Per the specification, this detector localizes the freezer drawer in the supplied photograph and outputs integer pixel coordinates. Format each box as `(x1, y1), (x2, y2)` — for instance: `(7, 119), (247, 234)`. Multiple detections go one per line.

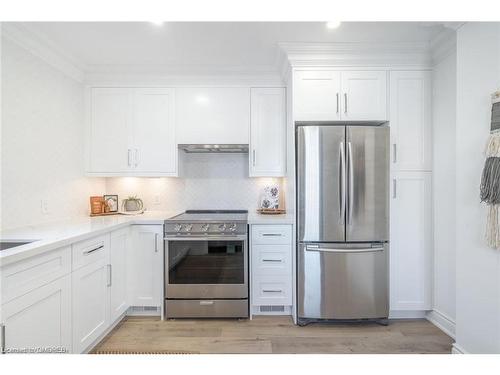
(298, 242), (388, 320)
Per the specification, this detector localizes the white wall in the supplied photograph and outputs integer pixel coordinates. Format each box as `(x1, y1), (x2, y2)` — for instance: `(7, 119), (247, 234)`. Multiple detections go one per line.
(455, 22), (500, 354)
(431, 46), (457, 333)
(0, 37), (105, 230)
(105, 153), (285, 213)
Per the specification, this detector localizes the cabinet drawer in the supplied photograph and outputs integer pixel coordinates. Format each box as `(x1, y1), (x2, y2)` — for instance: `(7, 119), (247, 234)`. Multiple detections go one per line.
(72, 235), (108, 270)
(252, 245), (291, 276)
(252, 276), (292, 305)
(1, 246), (71, 304)
(251, 225), (292, 245)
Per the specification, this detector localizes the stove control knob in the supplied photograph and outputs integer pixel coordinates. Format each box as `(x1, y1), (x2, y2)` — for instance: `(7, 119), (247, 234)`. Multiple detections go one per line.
(185, 224), (193, 232)
(229, 223), (237, 232)
(201, 223), (210, 232)
(218, 224), (227, 232)
(174, 224), (183, 232)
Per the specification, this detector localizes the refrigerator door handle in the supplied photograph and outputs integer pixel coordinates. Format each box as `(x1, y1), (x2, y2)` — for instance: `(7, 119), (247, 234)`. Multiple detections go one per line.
(339, 142), (346, 222)
(305, 244), (384, 253)
(347, 141), (354, 225)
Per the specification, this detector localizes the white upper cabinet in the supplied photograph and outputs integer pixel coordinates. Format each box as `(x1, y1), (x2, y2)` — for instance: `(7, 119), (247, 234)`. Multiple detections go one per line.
(87, 87), (177, 176)
(294, 70), (342, 121)
(294, 70), (387, 122)
(341, 71), (388, 121)
(133, 88), (177, 175)
(249, 88), (286, 177)
(89, 88), (132, 173)
(390, 71), (432, 171)
(390, 171), (432, 311)
(176, 87), (250, 145)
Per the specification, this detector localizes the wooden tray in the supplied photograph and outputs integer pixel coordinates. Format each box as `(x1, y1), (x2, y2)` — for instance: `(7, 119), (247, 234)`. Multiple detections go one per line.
(90, 212), (121, 217)
(257, 208), (287, 215)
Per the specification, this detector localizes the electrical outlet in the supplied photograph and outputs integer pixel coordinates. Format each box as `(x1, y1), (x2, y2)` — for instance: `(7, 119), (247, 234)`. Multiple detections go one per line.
(153, 195), (161, 205)
(40, 199), (49, 214)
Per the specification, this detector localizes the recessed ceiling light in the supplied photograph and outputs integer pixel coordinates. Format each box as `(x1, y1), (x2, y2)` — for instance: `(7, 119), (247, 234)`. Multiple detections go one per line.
(326, 21), (341, 29)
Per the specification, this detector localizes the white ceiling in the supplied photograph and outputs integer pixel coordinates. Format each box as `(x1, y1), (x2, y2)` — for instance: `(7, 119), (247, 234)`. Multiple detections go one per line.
(16, 22), (446, 74)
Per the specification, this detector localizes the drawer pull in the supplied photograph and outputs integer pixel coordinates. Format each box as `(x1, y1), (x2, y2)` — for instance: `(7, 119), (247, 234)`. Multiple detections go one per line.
(263, 289), (282, 293)
(262, 233), (282, 237)
(262, 259), (282, 262)
(199, 301), (214, 306)
(107, 264), (112, 287)
(83, 245), (104, 255)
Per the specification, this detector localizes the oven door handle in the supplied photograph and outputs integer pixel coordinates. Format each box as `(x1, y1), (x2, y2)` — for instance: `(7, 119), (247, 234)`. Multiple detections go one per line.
(164, 236), (247, 241)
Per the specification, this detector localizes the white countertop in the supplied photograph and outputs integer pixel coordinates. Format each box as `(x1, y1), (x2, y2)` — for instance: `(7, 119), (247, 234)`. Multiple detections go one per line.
(247, 212), (295, 225)
(0, 211), (180, 266)
(0, 210), (295, 266)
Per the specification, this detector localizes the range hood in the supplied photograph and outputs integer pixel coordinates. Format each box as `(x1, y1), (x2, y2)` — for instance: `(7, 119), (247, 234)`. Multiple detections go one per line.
(178, 144), (249, 153)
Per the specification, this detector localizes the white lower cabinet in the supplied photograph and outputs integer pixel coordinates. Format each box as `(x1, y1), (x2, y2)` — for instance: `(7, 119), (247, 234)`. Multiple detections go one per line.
(390, 171), (432, 311)
(109, 228), (129, 321)
(250, 225), (293, 314)
(72, 258), (110, 353)
(128, 225), (163, 308)
(1, 274), (72, 354)
(0, 226), (159, 354)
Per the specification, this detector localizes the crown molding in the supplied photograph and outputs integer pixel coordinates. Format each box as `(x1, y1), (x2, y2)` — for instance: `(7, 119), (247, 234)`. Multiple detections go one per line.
(84, 72), (285, 87)
(1, 22), (85, 83)
(278, 41), (433, 74)
(430, 29), (457, 66)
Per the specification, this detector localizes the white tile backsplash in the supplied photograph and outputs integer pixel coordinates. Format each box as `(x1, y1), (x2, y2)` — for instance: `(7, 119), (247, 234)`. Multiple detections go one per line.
(106, 153), (285, 213)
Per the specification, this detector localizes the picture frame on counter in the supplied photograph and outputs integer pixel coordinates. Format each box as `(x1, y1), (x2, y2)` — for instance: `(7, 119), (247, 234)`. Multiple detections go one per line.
(104, 195), (118, 212)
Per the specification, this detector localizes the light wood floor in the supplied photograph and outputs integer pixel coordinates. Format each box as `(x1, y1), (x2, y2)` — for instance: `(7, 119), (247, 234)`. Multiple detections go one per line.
(92, 316), (453, 354)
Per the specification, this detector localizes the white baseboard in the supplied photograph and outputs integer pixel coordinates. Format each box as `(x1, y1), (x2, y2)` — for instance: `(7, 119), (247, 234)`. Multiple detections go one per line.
(452, 343), (467, 354)
(426, 309), (456, 339)
(83, 313), (126, 354)
(389, 310), (427, 319)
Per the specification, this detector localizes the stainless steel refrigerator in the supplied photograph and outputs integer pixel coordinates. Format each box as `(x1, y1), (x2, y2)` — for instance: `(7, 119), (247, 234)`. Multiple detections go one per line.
(296, 124), (389, 324)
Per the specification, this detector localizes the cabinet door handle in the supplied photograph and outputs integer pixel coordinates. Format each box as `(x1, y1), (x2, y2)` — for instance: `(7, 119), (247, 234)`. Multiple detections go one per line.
(83, 244), (104, 255)
(199, 301), (214, 306)
(107, 264), (112, 287)
(262, 233), (282, 237)
(262, 259), (282, 262)
(263, 289), (282, 293)
(393, 178), (397, 199)
(127, 149), (132, 167)
(135, 148), (139, 167)
(155, 233), (159, 252)
(393, 144), (397, 163)
(252, 150), (256, 166)
(344, 93), (348, 114)
(336, 93), (339, 114)
(1, 324), (5, 354)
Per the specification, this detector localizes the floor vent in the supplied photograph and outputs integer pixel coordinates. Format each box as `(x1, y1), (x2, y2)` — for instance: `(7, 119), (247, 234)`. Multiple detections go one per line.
(127, 306), (160, 316)
(260, 305), (285, 313)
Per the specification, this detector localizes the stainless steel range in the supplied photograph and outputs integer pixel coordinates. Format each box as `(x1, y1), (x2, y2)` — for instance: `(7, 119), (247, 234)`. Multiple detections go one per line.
(164, 210), (248, 318)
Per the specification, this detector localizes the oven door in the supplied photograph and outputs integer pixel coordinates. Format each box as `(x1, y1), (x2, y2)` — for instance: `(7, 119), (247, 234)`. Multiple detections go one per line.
(165, 235), (248, 299)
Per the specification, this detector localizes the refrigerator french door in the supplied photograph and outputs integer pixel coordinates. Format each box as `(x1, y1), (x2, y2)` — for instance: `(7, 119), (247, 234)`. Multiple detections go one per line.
(297, 124), (389, 322)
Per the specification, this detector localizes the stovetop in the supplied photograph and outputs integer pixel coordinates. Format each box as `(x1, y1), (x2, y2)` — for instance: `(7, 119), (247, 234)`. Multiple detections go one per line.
(166, 210), (248, 223)
(165, 210), (248, 236)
